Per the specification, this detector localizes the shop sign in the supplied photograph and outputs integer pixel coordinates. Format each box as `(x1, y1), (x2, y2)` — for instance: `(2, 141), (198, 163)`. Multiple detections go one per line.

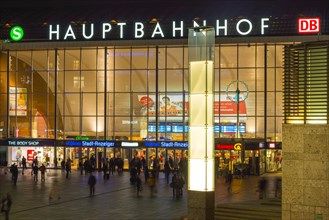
(66, 141), (82, 147)
(121, 142), (139, 147)
(269, 143), (276, 149)
(82, 141), (115, 147)
(160, 141), (188, 148)
(145, 142), (161, 147)
(7, 139), (54, 146)
(27, 149), (34, 161)
(75, 136), (89, 140)
(298, 18), (320, 33)
(234, 143), (242, 151)
(216, 144), (234, 150)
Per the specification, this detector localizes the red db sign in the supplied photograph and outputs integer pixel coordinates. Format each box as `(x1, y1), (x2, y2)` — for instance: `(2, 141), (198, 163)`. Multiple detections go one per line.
(298, 18), (320, 33)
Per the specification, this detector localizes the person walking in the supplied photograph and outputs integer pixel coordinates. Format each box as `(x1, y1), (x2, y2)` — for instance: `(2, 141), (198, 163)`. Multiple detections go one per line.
(78, 159), (83, 175)
(136, 175), (142, 197)
(1, 192), (12, 220)
(12, 164), (18, 185)
(88, 172), (97, 197)
(227, 171), (233, 193)
(39, 164), (46, 182)
(60, 159), (65, 173)
(65, 159), (71, 179)
(21, 156), (27, 175)
(109, 157), (115, 175)
(164, 159), (170, 184)
(33, 163), (39, 182)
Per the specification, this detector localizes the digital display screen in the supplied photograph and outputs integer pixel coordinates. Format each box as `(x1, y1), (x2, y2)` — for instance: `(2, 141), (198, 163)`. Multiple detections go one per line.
(220, 122), (246, 133)
(148, 122), (246, 133)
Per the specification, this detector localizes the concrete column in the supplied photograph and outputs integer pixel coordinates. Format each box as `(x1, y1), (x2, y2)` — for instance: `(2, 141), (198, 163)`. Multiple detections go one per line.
(282, 124), (329, 220)
(188, 191), (215, 220)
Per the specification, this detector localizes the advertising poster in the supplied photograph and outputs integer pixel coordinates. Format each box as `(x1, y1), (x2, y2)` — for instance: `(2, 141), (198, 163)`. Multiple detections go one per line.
(9, 87), (27, 116)
(138, 94), (247, 121)
(27, 149), (35, 162)
(138, 95), (188, 121)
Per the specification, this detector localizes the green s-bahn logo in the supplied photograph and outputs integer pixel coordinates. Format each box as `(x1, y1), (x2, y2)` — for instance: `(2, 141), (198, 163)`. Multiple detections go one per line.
(10, 26), (24, 41)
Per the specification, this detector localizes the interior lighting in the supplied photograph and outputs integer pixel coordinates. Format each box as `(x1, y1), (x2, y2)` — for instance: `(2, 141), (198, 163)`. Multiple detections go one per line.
(149, 18), (158, 24)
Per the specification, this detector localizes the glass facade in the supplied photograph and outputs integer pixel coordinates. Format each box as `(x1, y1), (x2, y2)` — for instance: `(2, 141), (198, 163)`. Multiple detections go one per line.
(0, 43), (284, 169)
(0, 44), (284, 141)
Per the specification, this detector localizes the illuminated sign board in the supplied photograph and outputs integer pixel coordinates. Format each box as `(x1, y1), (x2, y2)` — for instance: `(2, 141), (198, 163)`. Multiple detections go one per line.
(64, 140), (115, 147)
(144, 141), (188, 148)
(48, 18), (270, 41)
(234, 143), (242, 151)
(298, 18), (320, 33)
(10, 26), (24, 41)
(269, 143), (276, 149)
(121, 142), (139, 147)
(216, 144), (234, 150)
(7, 139), (54, 146)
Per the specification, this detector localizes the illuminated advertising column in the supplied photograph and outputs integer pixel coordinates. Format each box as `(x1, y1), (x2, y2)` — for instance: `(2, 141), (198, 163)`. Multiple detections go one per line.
(188, 26), (215, 220)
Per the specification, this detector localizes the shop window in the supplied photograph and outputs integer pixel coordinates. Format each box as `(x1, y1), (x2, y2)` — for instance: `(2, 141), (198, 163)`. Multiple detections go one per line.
(73, 76), (85, 89)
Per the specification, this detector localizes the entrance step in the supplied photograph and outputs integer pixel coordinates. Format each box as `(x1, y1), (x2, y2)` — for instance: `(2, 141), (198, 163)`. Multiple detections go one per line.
(215, 199), (281, 220)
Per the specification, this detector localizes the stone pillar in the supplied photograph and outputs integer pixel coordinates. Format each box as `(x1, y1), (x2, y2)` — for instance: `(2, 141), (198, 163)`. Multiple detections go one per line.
(282, 124), (329, 220)
(188, 191), (215, 220)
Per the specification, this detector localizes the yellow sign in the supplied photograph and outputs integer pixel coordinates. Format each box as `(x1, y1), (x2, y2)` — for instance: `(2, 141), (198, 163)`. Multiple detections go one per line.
(234, 143), (242, 151)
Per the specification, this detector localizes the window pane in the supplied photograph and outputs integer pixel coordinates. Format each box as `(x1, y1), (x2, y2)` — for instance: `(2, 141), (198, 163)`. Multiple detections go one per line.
(220, 46), (237, 68)
(245, 92), (255, 116)
(64, 94), (80, 116)
(267, 68), (275, 92)
(132, 48), (148, 69)
(148, 70), (156, 92)
(167, 70), (182, 91)
(64, 71), (80, 92)
(115, 49), (130, 69)
(114, 117), (131, 139)
(33, 51), (49, 71)
(239, 69), (255, 91)
(107, 93), (114, 116)
(81, 71), (96, 92)
(132, 70), (147, 92)
(167, 47), (183, 69)
(114, 93), (130, 116)
(276, 68), (283, 91)
(276, 92), (283, 116)
(81, 49), (97, 70)
(65, 50), (80, 70)
(256, 92), (264, 116)
(64, 117), (80, 134)
(255, 117), (264, 139)
(107, 48), (115, 70)
(148, 48), (157, 69)
(256, 69), (264, 91)
(275, 45), (284, 68)
(256, 45), (265, 67)
(115, 70), (130, 92)
(106, 117), (114, 139)
(220, 69), (237, 91)
(266, 117), (275, 141)
(266, 45), (275, 68)
(97, 93), (105, 116)
(97, 48), (105, 70)
(82, 93), (96, 116)
(157, 48), (166, 69)
(239, 45), (255, 67)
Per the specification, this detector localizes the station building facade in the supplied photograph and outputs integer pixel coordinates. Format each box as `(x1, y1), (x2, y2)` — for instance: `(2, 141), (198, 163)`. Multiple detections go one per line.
(0, 1), (328, 174)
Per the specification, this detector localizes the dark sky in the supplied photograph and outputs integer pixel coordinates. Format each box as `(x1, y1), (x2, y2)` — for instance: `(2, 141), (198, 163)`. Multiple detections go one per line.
(1, 0), (328, 24)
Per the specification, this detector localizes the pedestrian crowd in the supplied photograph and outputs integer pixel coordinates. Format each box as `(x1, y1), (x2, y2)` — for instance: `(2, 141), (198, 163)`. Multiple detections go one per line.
(0, 153), (188, 219)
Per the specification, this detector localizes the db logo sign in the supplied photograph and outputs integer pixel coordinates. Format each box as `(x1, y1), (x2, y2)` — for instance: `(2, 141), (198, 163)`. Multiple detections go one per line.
(298, 18), (320, 33)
